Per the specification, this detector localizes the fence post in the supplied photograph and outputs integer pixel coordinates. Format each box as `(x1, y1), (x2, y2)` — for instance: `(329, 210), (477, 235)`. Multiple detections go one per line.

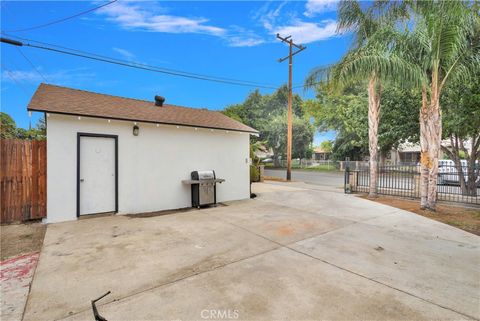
(413, 165), (420, 198)
(344, 157), (351, 193)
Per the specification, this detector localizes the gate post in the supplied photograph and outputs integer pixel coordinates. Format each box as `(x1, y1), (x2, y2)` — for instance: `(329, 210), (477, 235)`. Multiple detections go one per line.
(344, 157), (351, 194)
(413, 167), (421, 198)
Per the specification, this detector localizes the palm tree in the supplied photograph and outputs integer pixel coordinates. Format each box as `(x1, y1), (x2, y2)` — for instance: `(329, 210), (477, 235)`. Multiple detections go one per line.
(306, 0), (420, 197)
(399, 1), (479, 210)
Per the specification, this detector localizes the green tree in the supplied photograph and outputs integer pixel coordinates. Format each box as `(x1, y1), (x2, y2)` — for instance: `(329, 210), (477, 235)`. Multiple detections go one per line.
(304, 83), (420, 162)
(378, 87), (420, 159)
(320, 140), (333, 153)
(306, 0), (421, 197)
(303, 83), (369, 160)
(0, 112), (46, 140)
(440, 73), (480, 196)
(223, 86), (312, 166)
(0, 112), (17, 139)
(396, 0), (479, 210)
(263, 113), (314, 165)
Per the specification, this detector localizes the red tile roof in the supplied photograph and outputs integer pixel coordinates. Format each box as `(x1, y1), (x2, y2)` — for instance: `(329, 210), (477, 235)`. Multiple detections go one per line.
(27, 84), (258, 133)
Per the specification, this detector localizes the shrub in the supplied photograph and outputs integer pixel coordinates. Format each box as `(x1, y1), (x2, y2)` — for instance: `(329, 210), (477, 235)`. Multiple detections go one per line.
(250, 165), (260, 183)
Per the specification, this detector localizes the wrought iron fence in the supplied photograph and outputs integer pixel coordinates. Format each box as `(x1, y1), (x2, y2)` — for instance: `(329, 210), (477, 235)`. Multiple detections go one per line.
(345, 164), (480, 205)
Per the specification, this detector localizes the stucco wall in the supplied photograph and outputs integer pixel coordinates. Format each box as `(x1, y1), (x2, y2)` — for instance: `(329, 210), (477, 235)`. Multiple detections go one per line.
(46, 114), (250, 223)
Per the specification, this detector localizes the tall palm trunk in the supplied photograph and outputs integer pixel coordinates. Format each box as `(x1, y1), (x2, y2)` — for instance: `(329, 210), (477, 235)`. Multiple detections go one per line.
(425, 74), (442, 210)
(419, 86), (429, 209)
(425, 101), (442, 210)
(367, 74), (381, 197)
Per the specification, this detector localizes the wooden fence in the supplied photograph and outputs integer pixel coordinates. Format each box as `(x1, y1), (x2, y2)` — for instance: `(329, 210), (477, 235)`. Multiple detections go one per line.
(0, 139), (46, 224)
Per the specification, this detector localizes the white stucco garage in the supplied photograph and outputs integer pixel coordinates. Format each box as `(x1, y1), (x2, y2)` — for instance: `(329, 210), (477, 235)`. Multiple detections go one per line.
(27, 84), (257, 223)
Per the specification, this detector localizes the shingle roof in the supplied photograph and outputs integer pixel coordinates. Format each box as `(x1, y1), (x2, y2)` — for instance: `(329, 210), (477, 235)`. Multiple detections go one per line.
(27, 84), (258, 134)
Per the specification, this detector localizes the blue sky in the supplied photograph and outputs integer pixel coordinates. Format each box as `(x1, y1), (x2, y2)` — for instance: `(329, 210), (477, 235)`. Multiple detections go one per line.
(1, 1), (349, 144)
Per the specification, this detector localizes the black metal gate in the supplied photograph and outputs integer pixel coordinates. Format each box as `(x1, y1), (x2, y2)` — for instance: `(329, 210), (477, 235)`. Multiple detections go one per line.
(345, 164), (479, 205)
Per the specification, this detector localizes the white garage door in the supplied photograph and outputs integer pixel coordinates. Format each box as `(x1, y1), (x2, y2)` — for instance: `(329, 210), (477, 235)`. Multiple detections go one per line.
(79, 136), (116, 215)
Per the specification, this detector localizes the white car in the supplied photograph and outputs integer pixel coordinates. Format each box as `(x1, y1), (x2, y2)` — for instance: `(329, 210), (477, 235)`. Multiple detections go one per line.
(438, 159), (479, 185)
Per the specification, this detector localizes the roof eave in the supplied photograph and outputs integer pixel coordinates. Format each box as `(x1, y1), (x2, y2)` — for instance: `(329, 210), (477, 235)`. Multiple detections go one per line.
(28, 108), (259, 135)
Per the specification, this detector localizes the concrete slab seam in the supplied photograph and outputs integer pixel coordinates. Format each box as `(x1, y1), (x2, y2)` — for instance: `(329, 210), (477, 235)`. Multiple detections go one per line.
(252, 197), (403, 222)
(55, 244), (283, 320)
(20, 250), (45, 321)
(284, 245), (478, 321)
(210, 213), (478, 320)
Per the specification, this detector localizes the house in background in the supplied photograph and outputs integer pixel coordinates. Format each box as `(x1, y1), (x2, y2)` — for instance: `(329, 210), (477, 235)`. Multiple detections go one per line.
(389, 142), (421, 164)
(27, 84), (258, 223)
(389, 140), (473, 165)
(313, 146), (331, 160)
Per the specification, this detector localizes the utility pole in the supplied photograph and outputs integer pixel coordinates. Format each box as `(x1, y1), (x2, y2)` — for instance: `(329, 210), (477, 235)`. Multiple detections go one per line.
(276, 34), (306, 181)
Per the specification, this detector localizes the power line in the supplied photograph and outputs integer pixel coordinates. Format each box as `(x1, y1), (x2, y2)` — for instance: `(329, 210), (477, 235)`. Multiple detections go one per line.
(292, 82), (320, 90)
(0, 35), (278, 89)
(2, 0), (117, 32)
(2, 34), (279, 88)
(16, 47), (48, 82)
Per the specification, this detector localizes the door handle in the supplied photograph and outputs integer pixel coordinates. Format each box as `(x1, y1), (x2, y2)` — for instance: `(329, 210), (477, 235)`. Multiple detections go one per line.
(80, 179), (85, 182)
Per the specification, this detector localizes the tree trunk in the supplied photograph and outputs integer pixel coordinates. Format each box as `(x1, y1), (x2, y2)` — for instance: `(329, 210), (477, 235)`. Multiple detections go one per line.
(441, 138), (468, 195)
(419, 87), (429, 209)
(466, 152), (477, 197)
(379, 151), (386, 166)
(425, 89), (442, 211)
(367, 75), (381, 197)
(464, 138), (478, 197)
(273, 149), (281, 167)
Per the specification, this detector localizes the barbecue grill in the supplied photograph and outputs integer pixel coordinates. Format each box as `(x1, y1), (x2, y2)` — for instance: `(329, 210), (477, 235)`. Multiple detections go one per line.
(182, 170), (225, 208)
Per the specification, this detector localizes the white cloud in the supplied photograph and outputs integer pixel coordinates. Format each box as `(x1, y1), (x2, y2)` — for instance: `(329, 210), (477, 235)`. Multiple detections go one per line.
(255, 1), (289, 31)
(225, 25), (265, 47)
(273, 19), (338, 44)
(97, 2), (267, 48)
(112, 47), (135, 60)
(2, 68), (95, 86)
(304, 0), (339, 17)
(227, 37), (265, 47)
(256, 1), (338, 45)
(2, 70), (43, 83)
(96, 2), (269, 47)
(97, 1), (225, 36)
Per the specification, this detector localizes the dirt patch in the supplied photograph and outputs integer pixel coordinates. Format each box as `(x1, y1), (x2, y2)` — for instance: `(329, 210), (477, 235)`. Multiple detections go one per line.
(1, 222), (46, 260)
(360, 195), (480, 235)
(276, 225), (295, 236)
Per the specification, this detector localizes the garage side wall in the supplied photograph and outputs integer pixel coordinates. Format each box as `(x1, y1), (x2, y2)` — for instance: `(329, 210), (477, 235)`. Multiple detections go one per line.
(46, 114), (250, 223)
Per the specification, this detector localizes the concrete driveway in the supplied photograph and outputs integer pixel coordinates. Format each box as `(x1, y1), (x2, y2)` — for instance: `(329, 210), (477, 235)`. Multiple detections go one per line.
(24, 182), (479, 320)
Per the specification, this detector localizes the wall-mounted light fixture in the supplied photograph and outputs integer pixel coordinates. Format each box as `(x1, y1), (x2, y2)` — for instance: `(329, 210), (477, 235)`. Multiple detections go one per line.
(133, 125), (139, 136)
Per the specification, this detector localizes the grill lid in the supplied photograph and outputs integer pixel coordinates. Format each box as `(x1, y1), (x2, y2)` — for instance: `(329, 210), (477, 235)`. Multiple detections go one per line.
(195, 170), (215, 180)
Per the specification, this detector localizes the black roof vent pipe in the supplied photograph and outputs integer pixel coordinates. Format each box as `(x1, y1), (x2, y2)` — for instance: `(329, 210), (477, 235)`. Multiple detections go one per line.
(155, 95), (165, 106)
